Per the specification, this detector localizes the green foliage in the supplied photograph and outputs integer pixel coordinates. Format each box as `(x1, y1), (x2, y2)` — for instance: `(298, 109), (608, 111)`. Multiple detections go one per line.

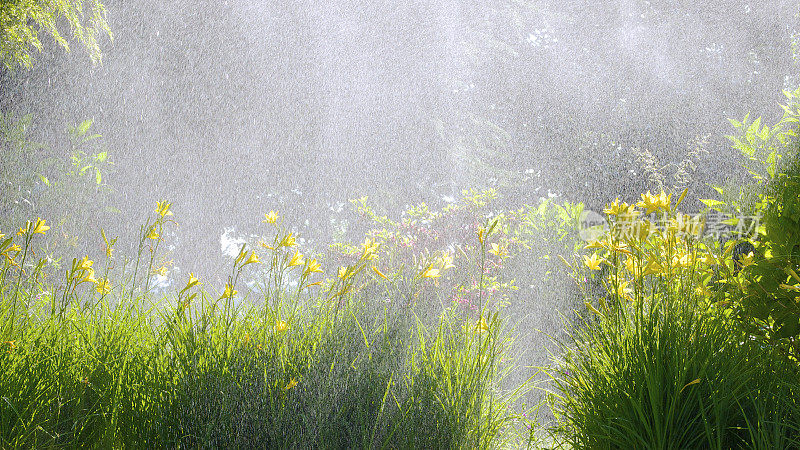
(705, 85), (800, 361)
(549, 189), (800, 447)
(549, 286), (800, 449)
(0, 113), (114, 265)
(0, 0), (111, 71)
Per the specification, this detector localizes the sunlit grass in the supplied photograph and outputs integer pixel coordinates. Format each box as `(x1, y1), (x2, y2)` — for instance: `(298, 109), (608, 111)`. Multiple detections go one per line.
(0, 202), (536, 448)
(547, 189), (800, 448)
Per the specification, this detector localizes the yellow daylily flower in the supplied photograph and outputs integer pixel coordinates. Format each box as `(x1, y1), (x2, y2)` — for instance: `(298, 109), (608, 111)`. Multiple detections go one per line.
(584, 238), (608, 250)
(338, 266), (348, 279)
(615, 281), (633, 300)
(17, 223), (29, 236)
(76, 256), (94, 271)
(361, 238), (379, 259)
(642, 258), (665, 276)
(155, 200), (173, 217)
(695, 283), (713, 298)
(671, 252), (693, 268)
(701, 252), (717, 266)
(421, 267), (441, 278)
(32, 218), (49, 235)
(475, 316), (490, 334)
(603, 199), (638, 217)
(146, 227), (159, 240)
(4, 244), (21, 255)
(438, 253), (455, 270)
(280, 233), (296, 247)
(154, 266), (168, 276)
(184, 273), (201, 291)
(274, 320), (288, 333)
(636, 190), (671, 215)
(583, 253), (603, 271)
(263, 210), (279, 224)
(288, 250), (304, 267)
(305, 258), (323, 274)
(81, 268), (98, 285)
(242, 252), (261, 266)
(95, 278), (111, 295)
(624, 257), (640, 275)
(284, 377), (298, 390)
(372, 266), (388, 280)
(489, 243), (504, 257)
(220, 283), (237, 299)
(672, 252), (694, 267)
(478, 228), (484, 245)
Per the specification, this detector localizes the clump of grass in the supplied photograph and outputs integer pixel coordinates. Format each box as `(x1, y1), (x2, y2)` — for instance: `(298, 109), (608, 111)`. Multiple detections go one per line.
(0, 201), (535, 447)
(547, 189), (800, 448)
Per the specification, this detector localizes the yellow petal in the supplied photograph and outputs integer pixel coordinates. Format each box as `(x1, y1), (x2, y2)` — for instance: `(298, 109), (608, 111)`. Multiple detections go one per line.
(583, 253), (603, 271)
(475, 316), (490, 334)
(305, 259), (323, 274)
(95, 278), (111, 295)
(32, 218), (49, 235)
(372, 266), (388, 280)
(220, 283), (237, 299)
(288, 250), (304, 267)
(421, 267), (441, 278)
(263, 210), (279, 224)
(280, 233), (296, 247)
(156, 200), (173, 217)
(242, 252), (261, 266)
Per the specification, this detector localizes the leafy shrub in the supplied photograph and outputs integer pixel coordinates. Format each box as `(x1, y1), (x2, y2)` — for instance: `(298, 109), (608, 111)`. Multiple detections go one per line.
(706, 85), (800, 362)
(0, 0), (112, 71)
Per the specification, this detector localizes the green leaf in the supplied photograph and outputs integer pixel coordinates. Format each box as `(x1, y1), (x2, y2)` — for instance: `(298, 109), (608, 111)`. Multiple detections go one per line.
(38, 174), (50, 186)
(81, 133), (101, 144)
(775, 316), (800, 339)
(728, 118), (742, 128)
(0, 237), (13, 252)
(699, 198), (725, 208)
(759, 125), (770, 141)
(95, 169), (102, 185)
(76, 119), (93, 137)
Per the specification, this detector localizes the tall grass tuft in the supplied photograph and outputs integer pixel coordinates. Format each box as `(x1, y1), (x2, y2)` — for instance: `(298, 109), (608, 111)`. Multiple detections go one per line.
(0, 202), (534, 448)
(547, 189), (800, 448)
